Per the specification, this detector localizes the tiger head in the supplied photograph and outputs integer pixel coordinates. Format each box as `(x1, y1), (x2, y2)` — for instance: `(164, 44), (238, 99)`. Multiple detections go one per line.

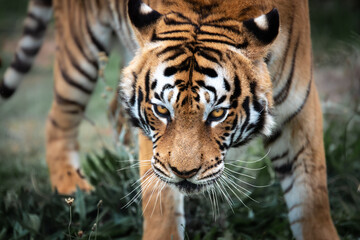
(122, 0), (279, 194)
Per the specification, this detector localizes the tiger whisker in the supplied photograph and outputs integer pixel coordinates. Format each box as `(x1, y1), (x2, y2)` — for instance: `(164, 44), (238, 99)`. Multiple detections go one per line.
(158, 181), (167, 215)
(122, 173), (155, 209)
(121, 171), (152, 201)
(117, 159), (152, 163)
(117, 162), (151, 172)
(224, 163), (267, 171)
(220, 175), (251, 210)
(132, 168), (153, 186)
(224, 171), (272, 188)
(224, 168), (256, 179)
(143, 178), (161, 216)
(227, 148), (271, 164)
(122, 175), (153, 209)
(139, 174), (157, 203)
(151, 185), (161, 217)
(221, 174), (259, 203)
(216, 179), (235, 213)
(213, 185), (220, 219)
(206, 187), (215, 219)
(210, 187), (218, 220)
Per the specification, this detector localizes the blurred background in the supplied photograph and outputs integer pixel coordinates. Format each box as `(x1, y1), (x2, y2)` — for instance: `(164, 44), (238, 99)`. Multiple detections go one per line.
(0, 0), (359, 239)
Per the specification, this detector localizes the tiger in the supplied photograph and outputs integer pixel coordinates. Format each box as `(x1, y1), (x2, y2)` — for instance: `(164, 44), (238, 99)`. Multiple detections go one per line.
(0, 0), (339, 239)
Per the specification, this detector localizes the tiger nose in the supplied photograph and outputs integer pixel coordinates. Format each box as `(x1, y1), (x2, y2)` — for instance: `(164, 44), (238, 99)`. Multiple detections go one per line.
(169, 165), (200, 179)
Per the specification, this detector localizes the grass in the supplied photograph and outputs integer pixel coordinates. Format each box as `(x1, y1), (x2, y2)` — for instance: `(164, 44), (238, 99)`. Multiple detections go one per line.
(0, 110), (359, 239)
(0, 1), (360, 239)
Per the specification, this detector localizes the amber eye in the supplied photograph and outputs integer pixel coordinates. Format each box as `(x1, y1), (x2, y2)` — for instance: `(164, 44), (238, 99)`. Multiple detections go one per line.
(208, 108), (227, 122)
(154, 105), (170, 118)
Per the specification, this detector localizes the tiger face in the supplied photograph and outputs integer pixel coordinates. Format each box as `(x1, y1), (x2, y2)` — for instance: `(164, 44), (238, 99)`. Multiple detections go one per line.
(122, 0), (279, 194)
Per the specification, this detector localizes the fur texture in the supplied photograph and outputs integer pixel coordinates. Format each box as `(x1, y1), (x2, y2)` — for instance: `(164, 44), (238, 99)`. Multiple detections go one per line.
(0, 0), (338, 239)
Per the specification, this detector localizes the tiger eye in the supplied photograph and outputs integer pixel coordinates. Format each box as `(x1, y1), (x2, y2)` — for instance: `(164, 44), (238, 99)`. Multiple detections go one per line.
(156, 105), (170, 115)
(211, 108), (225, 118)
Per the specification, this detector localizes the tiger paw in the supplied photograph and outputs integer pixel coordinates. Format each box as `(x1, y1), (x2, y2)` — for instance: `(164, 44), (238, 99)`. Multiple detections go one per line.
(50, 166), (93, 195)
(46, 143), (93, 195)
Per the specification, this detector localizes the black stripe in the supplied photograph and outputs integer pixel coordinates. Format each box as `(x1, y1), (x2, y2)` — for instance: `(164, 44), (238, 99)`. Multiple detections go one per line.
(264, 129), (282, 146)
(193, 62), (217, 78)
(172, 12), (194, 23)
(163, 18), (196, 27)
(49, 116), (80, 131)
(54, 90), (86, 111)
(201, 23), (241, 35)
(164, 67), (177, 77)
(203, 17), (232, 25)
(145, 70), (151, 101)
(273, 15), (295, 84)
(283, 178), (295, 194)
(0, 80), (15, 99)
(283, 79), (312, 125)
(35, 0), (52, 7)
(162, 84), (174, 92)
(199, 38), (248, 49)
(21, 46), (41, 57)
(235, 96), (250, 143)
(264, 77), (312, 147)
(216, 95), (226, 105)
(230, 75), (241, 108)
(196, 80), (217, 100)
(153, 165), (169, 178)
(153, 135), (162, 144)
(197, 51), (219, 64)
(59, 63), (92, 94)
(165, 51), (185, 62)
(198, 30), (235, 42)
(151, 80), (157, 90)
(223, 78), (231, 91)
(24, 13), (47, 38)
(159, 30), (191, 35)
(275, 145), (305, 175)
(86, 19), (108, 55)
(61, 109), (82, 115)
(151, 32), (188, 42)
(157, 44), (184, 56)
(270, 151), (289, 162)
(11, 53), (31, 73)
(65, 45), (96, 83)
(196, 46), (223, 60)
(273, 37), (299, 105)
(69, 9), (98, 70)
(130, 72), (137, 106)
(172, 57), (191, 72)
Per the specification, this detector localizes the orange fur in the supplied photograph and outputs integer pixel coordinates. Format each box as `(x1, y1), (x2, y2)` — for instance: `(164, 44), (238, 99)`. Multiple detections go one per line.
(0, 0), (338, 239)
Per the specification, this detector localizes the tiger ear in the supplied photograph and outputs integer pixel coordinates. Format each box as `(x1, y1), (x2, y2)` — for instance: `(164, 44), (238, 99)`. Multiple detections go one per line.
(128, 0), (162, 45)
(242, 8), (280, 59)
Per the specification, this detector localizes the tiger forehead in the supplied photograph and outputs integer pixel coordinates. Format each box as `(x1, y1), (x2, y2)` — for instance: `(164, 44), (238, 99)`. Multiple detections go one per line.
(153, 11), (246, 48)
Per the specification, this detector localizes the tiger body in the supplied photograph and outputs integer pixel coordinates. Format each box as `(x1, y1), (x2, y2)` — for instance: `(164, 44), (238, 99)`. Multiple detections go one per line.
(0, 0), (338, 239)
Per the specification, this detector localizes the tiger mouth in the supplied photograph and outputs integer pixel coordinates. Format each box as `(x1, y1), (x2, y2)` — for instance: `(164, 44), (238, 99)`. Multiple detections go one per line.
(153, 166), (222, 194)
(175, 180), (206, 194)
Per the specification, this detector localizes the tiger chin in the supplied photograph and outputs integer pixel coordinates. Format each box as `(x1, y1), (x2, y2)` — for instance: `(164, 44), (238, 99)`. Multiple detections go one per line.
(122, 0), (277, 196)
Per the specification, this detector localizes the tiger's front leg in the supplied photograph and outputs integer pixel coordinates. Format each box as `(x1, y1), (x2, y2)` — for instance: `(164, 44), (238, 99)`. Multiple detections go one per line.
(138, 134), (185, 240)
(267, 81), (338, 239)
(45, 50), (96, 194)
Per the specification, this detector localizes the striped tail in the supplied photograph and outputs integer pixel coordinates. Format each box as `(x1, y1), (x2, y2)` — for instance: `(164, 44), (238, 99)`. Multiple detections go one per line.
(0, 0), (53, 101)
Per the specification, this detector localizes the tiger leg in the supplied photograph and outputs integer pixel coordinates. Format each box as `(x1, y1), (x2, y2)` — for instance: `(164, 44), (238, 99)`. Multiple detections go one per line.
(267, 81), (338, 239)
(45, 49), (98, 194)
(139, 133), (185, 240)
